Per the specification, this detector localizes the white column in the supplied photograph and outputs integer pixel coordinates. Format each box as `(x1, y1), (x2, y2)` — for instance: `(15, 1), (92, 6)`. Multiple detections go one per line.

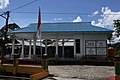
(55, 37), (58, 59)
(12, 36), (15, 55)
(62, 39), (64, 58)
(45, 39), (47, 54)
(40, 40), (42, 58)
(29, 39), (32, 58)
(21, 38), (24, 58)
(33, 38), (36, 55)
(74, 38), (76, 58)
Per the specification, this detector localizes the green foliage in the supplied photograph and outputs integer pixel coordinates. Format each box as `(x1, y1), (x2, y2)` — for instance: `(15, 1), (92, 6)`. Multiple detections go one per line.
(112, 42), (120, 55)
(114, 20), (120, 37)
(0, 39), (4, 53)
(0, 23), (20, 54)
(107, 34), (113, 40)
(107, 34), (113, 44)
(0, 68), (6, 75)
(113, 20), (120, 55)
(1, 23), (20, 31)
(116, 50), (120, 55)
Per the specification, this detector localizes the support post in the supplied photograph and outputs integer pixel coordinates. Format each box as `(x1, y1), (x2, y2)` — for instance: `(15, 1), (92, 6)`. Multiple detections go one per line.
(29, 39), (32, 58)
(62, 39), (64, 58)
(45, 39), (47, 54)
(13, 54), (19, 75)
(74, 38), (76, 58)
(33, 38), (36, 58)
(41, 54), (48, 71)
(21, 38), (24, 58)
(55, 37), (58, 59)
(12, 35), (15, 56)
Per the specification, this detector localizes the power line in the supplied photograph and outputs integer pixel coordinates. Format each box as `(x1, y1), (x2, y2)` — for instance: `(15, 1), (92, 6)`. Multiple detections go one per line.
(9, 16), (15, 23)
(0, 0), (38, 16)
(12, 12), (37, 14)
(0, 0), (38, 27)
(10, 12), (120, 15)
(10, 0), (38, 12)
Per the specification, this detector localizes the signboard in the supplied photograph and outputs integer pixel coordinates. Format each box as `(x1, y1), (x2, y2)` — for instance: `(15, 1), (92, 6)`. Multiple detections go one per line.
(85, 40), (107, 55)
(97, 48), (106, 55)
(96, 41), (106, 47)
(86, 48), (96, 55)
(86, 41), (96, 47)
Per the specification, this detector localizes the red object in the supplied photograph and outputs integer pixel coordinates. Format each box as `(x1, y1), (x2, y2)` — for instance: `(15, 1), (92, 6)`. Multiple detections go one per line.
(108, 47), (115, 58)
(37, 6), (41, 38)
(109, 76), (120, 80)
(109, 76), (116, 80)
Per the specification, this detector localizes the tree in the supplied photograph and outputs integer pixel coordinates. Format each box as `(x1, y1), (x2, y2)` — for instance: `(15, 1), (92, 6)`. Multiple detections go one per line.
(112, 20), (120, 55)
(114, 20), (120, 37)
(106, 20), (120, 44)
(0, 23), (20, 53)
(107, 33), (113, 44)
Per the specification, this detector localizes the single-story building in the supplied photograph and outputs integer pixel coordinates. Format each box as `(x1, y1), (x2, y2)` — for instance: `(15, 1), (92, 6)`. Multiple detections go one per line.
(8, 22), (113, 60)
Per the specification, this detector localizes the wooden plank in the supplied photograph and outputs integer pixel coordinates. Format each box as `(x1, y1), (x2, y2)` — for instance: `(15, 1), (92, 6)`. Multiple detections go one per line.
(0, 64), (44, 74)
(30, 71), (49, 80)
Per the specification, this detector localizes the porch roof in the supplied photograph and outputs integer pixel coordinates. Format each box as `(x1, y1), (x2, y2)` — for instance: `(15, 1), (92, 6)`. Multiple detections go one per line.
(10, 22), (113, 33)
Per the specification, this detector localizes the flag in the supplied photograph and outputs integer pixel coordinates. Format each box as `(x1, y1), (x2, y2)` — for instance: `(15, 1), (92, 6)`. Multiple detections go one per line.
(37, 6), (41, 39)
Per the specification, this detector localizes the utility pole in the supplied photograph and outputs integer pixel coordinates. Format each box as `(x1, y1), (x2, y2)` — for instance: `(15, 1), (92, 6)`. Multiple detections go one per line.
(4, 11), (10, 54)
(0, 11), (10, 54)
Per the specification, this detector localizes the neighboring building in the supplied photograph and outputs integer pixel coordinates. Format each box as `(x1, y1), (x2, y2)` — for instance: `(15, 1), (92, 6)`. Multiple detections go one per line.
(9, 22), (113, 60)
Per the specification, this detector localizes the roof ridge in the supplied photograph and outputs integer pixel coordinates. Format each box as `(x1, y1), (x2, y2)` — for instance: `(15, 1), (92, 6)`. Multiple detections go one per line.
(29, 22), (91, 24)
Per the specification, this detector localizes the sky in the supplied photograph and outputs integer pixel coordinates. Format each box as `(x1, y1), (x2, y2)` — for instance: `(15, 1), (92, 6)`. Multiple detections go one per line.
(0, 0), (120, 30)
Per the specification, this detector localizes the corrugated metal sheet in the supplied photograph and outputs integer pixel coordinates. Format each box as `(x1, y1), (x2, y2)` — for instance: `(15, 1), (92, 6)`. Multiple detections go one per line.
(11, 22), (113, 33)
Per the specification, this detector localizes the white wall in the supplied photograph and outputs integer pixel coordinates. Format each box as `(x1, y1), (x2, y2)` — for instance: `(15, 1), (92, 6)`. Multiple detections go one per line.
(42, 32), (110, 59)
(75, 32), (109, 58)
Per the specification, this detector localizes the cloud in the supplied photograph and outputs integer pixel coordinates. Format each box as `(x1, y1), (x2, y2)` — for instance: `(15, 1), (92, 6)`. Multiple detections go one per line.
(91, 7), (120, 29)
(54, 18), (62, 21)
(73, 16), (82, 22)
(89, 10), (99, 17)
(0, 0), (9, 9)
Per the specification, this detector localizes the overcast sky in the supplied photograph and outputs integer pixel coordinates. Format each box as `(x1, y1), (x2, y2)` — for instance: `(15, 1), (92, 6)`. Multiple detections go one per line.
(0, 0), (120, 29)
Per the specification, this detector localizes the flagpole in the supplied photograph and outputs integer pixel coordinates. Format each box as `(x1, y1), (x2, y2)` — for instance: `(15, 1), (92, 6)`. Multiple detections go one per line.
(40, 33), (42, 59)
(37, 6), (42, 59)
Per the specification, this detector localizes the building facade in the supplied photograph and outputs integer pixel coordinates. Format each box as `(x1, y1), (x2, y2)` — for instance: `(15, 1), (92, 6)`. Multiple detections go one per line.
(9, 22), (113, 60)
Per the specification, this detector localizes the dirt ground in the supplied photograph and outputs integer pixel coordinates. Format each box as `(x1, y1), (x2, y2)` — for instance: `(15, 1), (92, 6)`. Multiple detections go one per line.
(44, 65), (115, 80)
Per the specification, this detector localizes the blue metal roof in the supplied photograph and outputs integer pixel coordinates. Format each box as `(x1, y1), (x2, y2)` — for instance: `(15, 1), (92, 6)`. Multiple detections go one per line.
(11, 22), (113, 33)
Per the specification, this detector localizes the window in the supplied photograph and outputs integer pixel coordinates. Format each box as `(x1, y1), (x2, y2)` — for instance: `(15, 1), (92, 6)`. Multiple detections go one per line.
(76, 39), (80, 53)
